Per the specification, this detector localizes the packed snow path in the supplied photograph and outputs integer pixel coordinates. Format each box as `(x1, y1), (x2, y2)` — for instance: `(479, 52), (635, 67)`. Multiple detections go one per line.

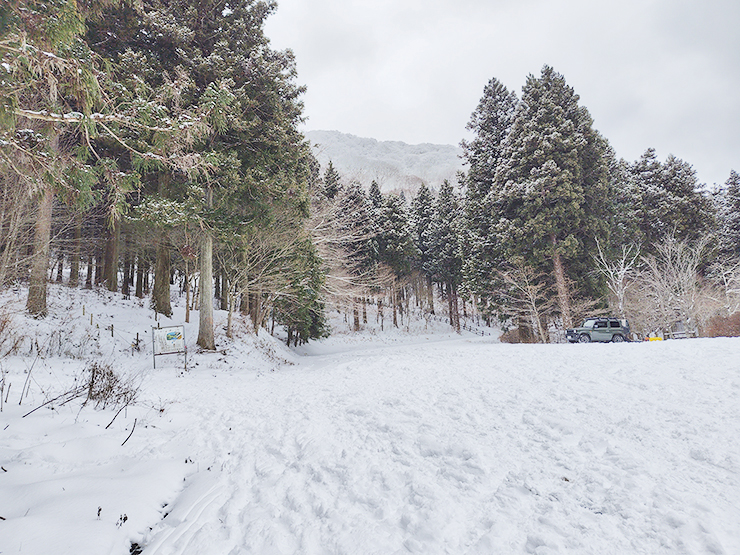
(2, 334), (740, 554)
(141, 337), (739, 554)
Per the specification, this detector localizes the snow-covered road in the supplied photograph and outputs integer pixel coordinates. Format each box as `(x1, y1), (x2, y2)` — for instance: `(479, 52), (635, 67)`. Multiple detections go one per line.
(2, 323), (740, 554)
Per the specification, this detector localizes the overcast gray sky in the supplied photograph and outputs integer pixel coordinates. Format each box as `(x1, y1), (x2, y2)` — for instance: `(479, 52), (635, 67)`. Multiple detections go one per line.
(264, 0), (739, 187)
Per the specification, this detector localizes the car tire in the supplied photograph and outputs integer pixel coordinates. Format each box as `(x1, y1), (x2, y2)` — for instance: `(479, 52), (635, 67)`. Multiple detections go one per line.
(578, 333), (591, 343)
(611, 334), (624, 343)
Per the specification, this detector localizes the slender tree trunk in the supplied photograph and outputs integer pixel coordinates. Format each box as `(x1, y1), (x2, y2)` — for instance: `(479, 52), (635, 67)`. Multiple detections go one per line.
(85, 254), (93, 289)
(426, 275), (435, 315)
(184, 259), (190, 323)
(214, 263), (221, 303)
(392, 285), (398, 328)
(94, 250), (103, 285)
(353, 301), (360, 332)
(152, 231), (172, 316)
(250, 288), (263, 335)
(69, 215), (82, 287)
(135, 253), (144, 298)
(26, 182), (54, 316)
(197, 186), (215, 349)
(447, 282), (454, 330)
(55, 252), (64, 282)
(104, 217), (120, 292)
(226, 283), (234, 339)
(121, 231), (131, 297)
(220, 269), (228, 310)
(551, 234), (572, 328)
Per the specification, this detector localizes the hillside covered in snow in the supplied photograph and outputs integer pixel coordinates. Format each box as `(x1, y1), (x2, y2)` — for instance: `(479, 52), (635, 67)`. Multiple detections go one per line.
(306, 130), (465, 196)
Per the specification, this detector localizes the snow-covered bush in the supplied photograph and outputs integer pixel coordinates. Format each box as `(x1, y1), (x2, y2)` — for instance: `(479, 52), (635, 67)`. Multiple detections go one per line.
(84, 362), (139, 409)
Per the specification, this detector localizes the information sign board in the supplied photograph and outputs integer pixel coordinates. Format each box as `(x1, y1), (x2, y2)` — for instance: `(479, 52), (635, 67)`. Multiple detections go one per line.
(152, 325), (187, 369)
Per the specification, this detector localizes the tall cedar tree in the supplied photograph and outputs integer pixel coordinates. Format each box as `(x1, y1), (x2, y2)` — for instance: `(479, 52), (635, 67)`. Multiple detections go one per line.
(89, 0), (314, 344)
(1, 0), (109, 316)
(410, 182), (435, 312)
(493, 66), (610, 327)
(460, 77), (517, 312)
(426, 180), (463, 332)
(626, 149), (715, 253)
(719, 170), (740, 260)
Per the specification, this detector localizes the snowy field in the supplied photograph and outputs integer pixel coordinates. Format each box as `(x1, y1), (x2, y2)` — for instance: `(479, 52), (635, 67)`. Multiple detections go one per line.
(1, 286), (739, 554)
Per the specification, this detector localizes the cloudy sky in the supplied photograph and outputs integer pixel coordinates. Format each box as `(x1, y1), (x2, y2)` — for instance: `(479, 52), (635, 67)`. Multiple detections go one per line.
(264, 0), (739, 187)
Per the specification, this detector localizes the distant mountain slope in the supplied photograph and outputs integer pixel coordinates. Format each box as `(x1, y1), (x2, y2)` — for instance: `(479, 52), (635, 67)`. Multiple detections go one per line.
(305, 130), (465, 196)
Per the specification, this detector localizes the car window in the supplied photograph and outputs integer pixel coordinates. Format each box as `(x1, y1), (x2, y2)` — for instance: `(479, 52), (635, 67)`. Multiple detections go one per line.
(595, 321), (607, 328)
(609, 320), (620, 328)
(582, 319), (595, 328)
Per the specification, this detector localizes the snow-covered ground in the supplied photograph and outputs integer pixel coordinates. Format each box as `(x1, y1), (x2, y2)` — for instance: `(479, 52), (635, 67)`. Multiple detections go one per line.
(1, 285), (739, 554)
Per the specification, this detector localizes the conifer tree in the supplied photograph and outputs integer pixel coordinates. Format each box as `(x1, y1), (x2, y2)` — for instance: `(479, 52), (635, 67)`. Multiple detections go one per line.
(426, 180), (463, 332)
(323, 161), (342, 200)
(493, 66), (610, 327)
(410, 182), (435, 312)
(335, 181), (377, 276)
(719, 170), (740, 260)
(627, 149), (715, 252)
(378, 194), (415, 277)
(460, 77), (518, 313)
(368, 180), (384, 219)
(1, 0), (107, 315)
(89, 0), (315, 344)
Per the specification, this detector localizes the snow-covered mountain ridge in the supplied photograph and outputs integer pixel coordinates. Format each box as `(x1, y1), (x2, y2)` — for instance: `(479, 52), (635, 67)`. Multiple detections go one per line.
(305, 130), (465, 196)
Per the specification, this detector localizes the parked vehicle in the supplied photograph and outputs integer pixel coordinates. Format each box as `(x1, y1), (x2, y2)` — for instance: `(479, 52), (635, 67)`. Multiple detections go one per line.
(566, 317), (631, 343)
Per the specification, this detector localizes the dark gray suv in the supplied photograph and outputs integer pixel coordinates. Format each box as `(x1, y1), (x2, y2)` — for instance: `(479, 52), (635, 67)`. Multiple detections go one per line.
(566, 317), (631, 343)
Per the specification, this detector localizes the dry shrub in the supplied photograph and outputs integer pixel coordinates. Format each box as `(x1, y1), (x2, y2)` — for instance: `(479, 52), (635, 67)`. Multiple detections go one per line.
(0, 312), (23, 358)
(85, 362), (139, 408)
(499, 327), (538, 344)
(703, 313), (740, 338)
(499, 328), (520, 343)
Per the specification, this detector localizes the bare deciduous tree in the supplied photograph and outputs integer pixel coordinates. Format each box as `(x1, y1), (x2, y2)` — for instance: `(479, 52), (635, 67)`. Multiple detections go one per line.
(593, 241), (641, 318)
(628, 234), (721, 337)
(497, 260), (555, 343)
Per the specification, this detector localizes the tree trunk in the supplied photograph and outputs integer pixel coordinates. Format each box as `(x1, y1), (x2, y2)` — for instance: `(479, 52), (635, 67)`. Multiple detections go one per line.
(250, 289), (263, 335)
(226, 283), (235, 339)
(135, 253), (144, 298)
(220, 269), (228, 311)
(184, 259), (190, 323)
(152, 231), (172, 316)
(426, 275), (435, 315)
(69, 215), (82, 287)
(197, 187), (215, 349)
(85, 254), (93, 289)
(446, 282), (455, 331)
(121, 231), (131, 297)
(551, 234), (572, 328)
(26, 182), (54, 316)
(55, 252), (64, 282)
(104, 217), (120, 292)
(353, 301), (360, 332)
(94, 250), (103, 285)
(451, 285), (460, 333)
